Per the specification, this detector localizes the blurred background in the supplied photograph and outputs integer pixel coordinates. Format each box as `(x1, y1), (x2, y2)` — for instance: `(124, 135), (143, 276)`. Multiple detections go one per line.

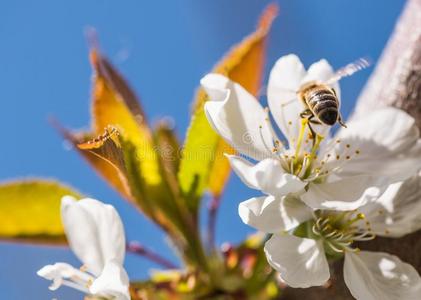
(0, 0), (406, 298)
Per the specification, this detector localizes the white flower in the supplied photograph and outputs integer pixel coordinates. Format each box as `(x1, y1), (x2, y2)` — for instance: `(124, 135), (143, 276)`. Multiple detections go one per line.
(202, 54), (421, 214)
(263, 174), (421, 299)
(37, 196), (130, 300)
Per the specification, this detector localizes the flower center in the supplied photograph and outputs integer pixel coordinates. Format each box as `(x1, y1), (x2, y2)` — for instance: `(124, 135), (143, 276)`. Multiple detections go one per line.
(312, 211), (375, 254)
(273, 118), (361, 181)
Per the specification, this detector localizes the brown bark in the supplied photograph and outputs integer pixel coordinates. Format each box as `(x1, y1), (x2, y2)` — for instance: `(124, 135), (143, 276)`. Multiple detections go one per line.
(282, 0), (421, 298)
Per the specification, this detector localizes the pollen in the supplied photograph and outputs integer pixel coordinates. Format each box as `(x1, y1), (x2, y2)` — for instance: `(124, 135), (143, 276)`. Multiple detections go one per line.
(336, 139), (341, 143)
(79, 265), (88, 272)
(336, 155), (340, 160)
(356, 213), (365, 220)
(346, 144), (351, 148)
(288, 121), (292, 125)
(355, 150), (361, 155)
(346, 155), (351, 160)
(86, 279), (93, 288)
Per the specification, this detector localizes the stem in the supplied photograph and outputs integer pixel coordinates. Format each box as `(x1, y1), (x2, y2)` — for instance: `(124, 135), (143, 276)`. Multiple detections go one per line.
(127, 241), (178, 269)
(207, 195), (221, 249)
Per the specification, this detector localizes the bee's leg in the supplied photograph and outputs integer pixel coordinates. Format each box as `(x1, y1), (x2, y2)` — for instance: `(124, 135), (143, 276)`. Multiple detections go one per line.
(338, 113), (347, 128)
(307, 115), (317, 144)
(309, 119), (321, 125)
(300, 109), (312, 119)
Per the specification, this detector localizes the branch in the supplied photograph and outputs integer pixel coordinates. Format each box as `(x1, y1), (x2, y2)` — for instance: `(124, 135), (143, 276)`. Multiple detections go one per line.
(207, 195), (221, 248)
(127, 241), (178, 269)
(354, 0), (421, 124)
(282, 0), (421, 298)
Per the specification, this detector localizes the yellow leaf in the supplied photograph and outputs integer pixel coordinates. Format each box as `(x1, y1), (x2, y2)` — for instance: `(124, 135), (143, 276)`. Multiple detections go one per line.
(90, 50), (161, 187)
(178, 4), (278, 202)
(0, 179), (81, 244)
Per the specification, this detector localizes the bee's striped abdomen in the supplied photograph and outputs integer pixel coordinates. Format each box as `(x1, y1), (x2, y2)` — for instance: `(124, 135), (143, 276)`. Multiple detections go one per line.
(305, 88), (339, 125)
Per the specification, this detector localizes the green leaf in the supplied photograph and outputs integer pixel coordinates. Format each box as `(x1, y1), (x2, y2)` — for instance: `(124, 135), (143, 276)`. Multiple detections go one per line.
(0, 179), (81, 244)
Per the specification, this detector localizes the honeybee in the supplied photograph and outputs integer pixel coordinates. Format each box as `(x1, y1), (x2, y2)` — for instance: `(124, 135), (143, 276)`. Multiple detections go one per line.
(297, 58), (370, 138)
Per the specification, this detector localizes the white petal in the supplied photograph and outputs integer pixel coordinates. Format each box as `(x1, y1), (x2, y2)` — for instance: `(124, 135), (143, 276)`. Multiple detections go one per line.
(238, 195), (313, 233)
(301, 175), (387, 211)
(37, 262), (93, 292)
(361, 173), (421, 238)
(227, 155), (305, 196)
(333, 107), (421, 181)
(344, 251), (421, 300)
(90, 259), (130, 300)
(264, 234), (329, 288)
(202, 73), (274, 160)
(61, 196), (126, 276)
(267, 54), (307, 144)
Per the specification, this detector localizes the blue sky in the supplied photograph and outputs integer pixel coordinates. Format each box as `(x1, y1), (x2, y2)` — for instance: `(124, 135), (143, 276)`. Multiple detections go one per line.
(0, 0), (405, 298)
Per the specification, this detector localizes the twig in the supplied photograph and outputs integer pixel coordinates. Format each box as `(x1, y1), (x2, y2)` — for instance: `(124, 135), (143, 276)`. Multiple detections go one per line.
(127, 241), (178, 269)
(207, 195), (221, 248)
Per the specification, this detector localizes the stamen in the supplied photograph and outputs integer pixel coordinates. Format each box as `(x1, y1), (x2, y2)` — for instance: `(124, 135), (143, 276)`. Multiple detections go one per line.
(312, 212), (376, 253)
(294, 118), (308, 164)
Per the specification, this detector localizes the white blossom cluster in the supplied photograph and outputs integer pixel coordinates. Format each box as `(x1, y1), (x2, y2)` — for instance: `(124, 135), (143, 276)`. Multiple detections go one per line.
(203, 54), (421, 300)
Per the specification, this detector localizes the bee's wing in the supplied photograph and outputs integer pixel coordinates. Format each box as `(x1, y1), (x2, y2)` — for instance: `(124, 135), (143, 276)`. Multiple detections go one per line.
(325, 57), (371, 85)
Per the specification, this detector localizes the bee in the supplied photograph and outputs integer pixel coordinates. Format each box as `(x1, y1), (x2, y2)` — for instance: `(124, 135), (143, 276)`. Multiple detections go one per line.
(296, 58), (371, 138)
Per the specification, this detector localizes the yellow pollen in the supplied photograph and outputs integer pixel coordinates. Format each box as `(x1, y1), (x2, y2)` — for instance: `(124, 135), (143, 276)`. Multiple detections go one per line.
(355, 150), (360, 155)
(356, 213), (365, 220)
(86, 279), (93, 288)
(288, 121), (292, 125)
(346, 155), (351, 160)
(346, 144), (351, 148)
(336, 155), (340, 160)
(80, 265), (88, 272)
(259, 125), (262, 129)
(336, 139), (341, 143)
